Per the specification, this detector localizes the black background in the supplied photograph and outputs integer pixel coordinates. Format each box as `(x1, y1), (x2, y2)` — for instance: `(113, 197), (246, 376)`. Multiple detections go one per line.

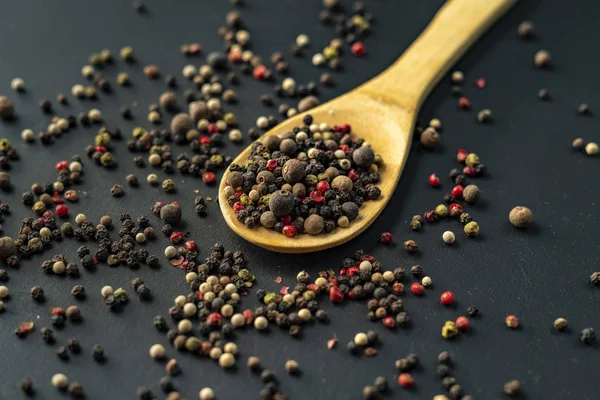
(0, 0), (599, 399)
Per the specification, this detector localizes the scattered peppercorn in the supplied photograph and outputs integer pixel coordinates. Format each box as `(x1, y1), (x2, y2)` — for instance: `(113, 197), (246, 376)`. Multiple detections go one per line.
(509, 206), (533, 228)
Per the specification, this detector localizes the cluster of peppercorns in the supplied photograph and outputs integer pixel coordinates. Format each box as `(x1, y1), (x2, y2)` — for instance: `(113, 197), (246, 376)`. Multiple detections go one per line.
(432, 352), (475, 400)
(416, 149), (486, 238)
(0, 138), (19, 170)
(224, 114), (382, 237)
(21, 157), (85, 217)
(83, 126), (121, 168)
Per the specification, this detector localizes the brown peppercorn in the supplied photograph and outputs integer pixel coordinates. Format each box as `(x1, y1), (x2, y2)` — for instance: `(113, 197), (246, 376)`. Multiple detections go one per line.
(262, 135), (281, 151)
(282, 159), (305, 184)
(297, 96), (320, 113)
(0, 96), (15, 119)
(159, 92), (177, 110)
(66, 305), (81, 321)
(331, 175), (353, 192)
(0, 237), (17, 259)
(279, 138), (297, 155)
(0, 172), (11, 189)
(509, 206), (533, 228)
(403, 240), (418, 253)
(553, 317), (568, 331)
(462, 185), (480, 204)
(165, 359), (181, 376)
(353, 146), (375, 168)
(228, 171), (244, 188)
(247, 356), (261, 371)
(189, 101), (209, 121)
(534, 50), (551, 68)
(291, 183), (306, 198)
(160, 204), (182, 225)
(517, 21), (534, 39)
(503, 380), (521, 396)
(170, 113), (193, 134)
(320, 73), (333, 86)
(143, 64), (160, 79)
(420, 127), (439, 149)
(572, 138), (585, 150)
(268, 190), (294, 217)
(304, 214), (324, 235)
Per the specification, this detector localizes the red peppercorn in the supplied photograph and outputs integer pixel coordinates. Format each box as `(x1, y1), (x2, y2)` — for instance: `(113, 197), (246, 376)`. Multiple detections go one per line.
(228, 51), (242, 62)
(310, 190), (325, 203)
(42, 211), (54, 219)
(475, 78), (486, 88)
(94, 145), (107, 153)
(340, 123), (352, 133)
(463, 165), (476, 177)
(455, 316), (470, 330)
(449, 203), (463, 217)
(199, 135), (211, 145)
(423, 210), (437, 223)
(171, 201), (180, 207)
(207, 123), (219, 134)
(55, 204), (69, 218)
(457, 149), (468, 163)
(55, 160), (69, 171)
(242, 309), (254, 324)
(410, 282), (424, 295)
(382, 316), (396, 328)
(206, 312), (223, 327)
(52, 193), (64, 204)
(346, 266), (360, 278)
(306, 283), (319, 293)
(282, 225), (297, 238)
(458, 96), (471, 109)
(505, 315), (519, 329)
(329, 286), (344, 303)
(393, 282), (404, 294)
(398, 373), (414, 388)
(338, 144), (349, 154)
(351, 42), (366, 56)
(170, 231), (184, 244)
(379, 232), (393, 244)
(51, 307), (65, 316)
(184, 240), (198, 252)
(280, 216), (292, 226)
(348, 170), (360, 181)
(232, 202), (244, 213)
(428, 173), (441, 187)
(202, 171), (216, 184)
(266, 159), (278, 171)
(451, 185), (464, 198)
(316, 181), (330, 193)
(253, 65), (267, 80)
(440, 291), (455, 305)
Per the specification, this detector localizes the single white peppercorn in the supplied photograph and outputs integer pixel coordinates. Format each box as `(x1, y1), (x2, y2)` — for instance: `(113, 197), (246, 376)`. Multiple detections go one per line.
(296, 34), (310, 47)
(219, 353), (235, 369)
(0, 285), (8, 299)
(586, 142), (599, 156)
(228, 129), (242, 142)
(174, 295), (186, 306)
(223, 342), (238, 355)
(312, 53), (326, 66)
(75, 214), (87, 225)
(185, 272), (198, 283)
(421, 276), (432, 287)
(10, 78), (25, 91)
(21, 129), (34, 142)
(359, 261), (372, 272)
(231, 313), (245, 328)
(177, 319), (192, 333)
(298, 308), (312, 321)
(101, 286), (113, 298)
(254, 316), (268, 330)
(199, 387), (215, 400)
(164, 246), (177, 259)
(51, 373), (68, 389)
(149, 344), (166, 359)
(146, 174), (158, 185)
(88, 109), (102, 121)
(52, 261), (66, 274)
(442, 231), (455, 244)
(183, 303), (197, 317)
(285, 360), (299, 374)
(135, 233), (146, 243)
(354, 332), (368, 346)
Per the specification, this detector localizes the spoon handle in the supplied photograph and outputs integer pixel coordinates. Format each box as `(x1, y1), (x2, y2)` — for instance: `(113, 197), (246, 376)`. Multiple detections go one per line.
(359, 0), (517, 108)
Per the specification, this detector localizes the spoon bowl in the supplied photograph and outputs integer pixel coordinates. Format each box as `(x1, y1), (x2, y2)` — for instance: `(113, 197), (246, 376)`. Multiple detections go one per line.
(219, 0), (516, 253)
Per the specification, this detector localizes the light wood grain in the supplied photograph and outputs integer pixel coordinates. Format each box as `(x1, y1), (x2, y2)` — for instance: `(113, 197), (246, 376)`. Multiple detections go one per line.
(219, 0), (517, 253)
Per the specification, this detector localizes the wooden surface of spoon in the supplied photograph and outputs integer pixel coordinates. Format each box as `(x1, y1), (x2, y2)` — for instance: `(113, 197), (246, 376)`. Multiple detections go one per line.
(219, 0), (517, 253)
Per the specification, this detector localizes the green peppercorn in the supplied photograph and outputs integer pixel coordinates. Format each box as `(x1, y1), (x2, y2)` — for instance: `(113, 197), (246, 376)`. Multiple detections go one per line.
(162, 179), (176, 193)
(435, 204), (448, 217)
(464, 221), (480, 237)
(120, 46), (135, 61)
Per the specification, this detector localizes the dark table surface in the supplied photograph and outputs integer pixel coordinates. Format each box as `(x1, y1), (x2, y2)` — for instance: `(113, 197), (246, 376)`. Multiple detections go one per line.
(0, 0), (599, 399)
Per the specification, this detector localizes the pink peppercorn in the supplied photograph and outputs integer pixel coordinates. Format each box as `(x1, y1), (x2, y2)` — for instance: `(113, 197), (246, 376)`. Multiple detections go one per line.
(202, 172), (216, 184)
(280, 216), (292, 226)
(266, 159), (278, 171)
(451, 185), (464, 198)
(55, 160), (69, 171)
(423, 211), (436, 223)
(309, 190), (325, 203)
(340, 123), (351, 133)
(505, 315), (519, 329)
(351, 42), (365, 56)
(233, 202), (244, 213)
(379, 232), (393, 244)
(458, 97), (471, 109)
(411, 283), (424, 295)
(253, 65), (267, 80)
(184, 240), (198, 252)
(440, 291), (455, 305)
(398, 373), (414, 388)
(55, 204), (68, 218)
(206, 312), (222, 327)
(348, 170), (360, 181)
(316, 181), (330, 193)
(283, 225), (297, 238)
(199, 136), (211, 144)
(94, 145), (107, 153)
(382, 316), (396, 328)
(449, 203), (463, 217)
(457, 149), (468, 163)
(455, 316), (470, 330)
(243, 309), (254, 324)
(170, 231), (184, 244)
(475, 78), (486, 88)
(428, 173), (441, 187)
(463, 165), (476, 176)
(329, 286), (344, 303)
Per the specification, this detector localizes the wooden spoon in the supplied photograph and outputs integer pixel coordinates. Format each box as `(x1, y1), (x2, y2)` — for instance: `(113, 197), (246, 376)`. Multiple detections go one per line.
(219, 0), (516, 253)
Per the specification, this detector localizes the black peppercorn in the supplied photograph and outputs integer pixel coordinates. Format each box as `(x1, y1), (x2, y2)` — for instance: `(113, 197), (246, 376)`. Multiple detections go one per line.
(71, 284), (85, 299)
(41, 327), (55, 344)
(57, 346), (69, 360)
(20, 377), (34, 395)
(581, 327), (596, 345)
(466, 305), (479, 316)
(30, 285), (44, 302)
(67, 338), (81, 353)
(92, 344), (106, 362)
